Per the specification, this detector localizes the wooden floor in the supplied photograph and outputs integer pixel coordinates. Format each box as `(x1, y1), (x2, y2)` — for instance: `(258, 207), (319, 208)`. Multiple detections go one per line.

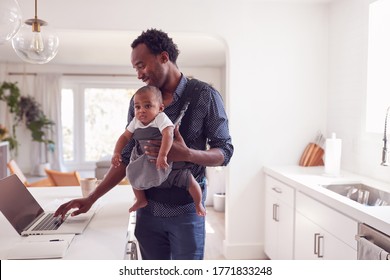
(204, 206), (226, 260)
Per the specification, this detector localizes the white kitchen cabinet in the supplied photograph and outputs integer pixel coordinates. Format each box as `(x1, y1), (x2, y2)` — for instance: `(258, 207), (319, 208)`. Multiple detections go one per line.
(264, 176), (294, 259)
(295, 192), (357, 260)
(295, 212), (357, 259)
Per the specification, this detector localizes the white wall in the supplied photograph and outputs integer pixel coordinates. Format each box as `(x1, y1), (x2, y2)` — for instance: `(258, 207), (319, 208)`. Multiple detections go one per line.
(224, 2), (328, 259)
(328, 0), (390, 183)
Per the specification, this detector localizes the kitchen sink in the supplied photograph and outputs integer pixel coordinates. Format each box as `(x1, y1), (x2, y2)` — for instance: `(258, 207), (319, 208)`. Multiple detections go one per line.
(321, 183), (390, 206)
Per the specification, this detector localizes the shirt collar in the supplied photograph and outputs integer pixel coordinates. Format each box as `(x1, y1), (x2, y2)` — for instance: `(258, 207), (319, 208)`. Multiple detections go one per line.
(173, 73), (189, 102)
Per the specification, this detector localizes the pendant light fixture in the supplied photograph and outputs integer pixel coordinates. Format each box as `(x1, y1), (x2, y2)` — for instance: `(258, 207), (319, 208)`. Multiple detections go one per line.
(11, 0), (59, 64)
(0, 0), (22, 44)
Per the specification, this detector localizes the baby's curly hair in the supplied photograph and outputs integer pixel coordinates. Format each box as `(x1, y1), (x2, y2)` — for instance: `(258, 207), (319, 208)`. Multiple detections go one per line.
(131, 28), (180, 64)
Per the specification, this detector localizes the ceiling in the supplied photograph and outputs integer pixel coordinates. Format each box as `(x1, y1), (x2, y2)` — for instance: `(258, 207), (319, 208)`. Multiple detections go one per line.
(1, 0), (334, 68)
(0, 0), (227, 67)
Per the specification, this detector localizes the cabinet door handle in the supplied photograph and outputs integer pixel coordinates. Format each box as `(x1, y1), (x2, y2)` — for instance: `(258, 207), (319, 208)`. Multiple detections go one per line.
(317, 235), (324, 258)
(272, 203), (279, 222)
(314, 233), (324, 258)
(272, 204), (276, 221)
(275, 204), (279, 222)
(272, 187), (282, 194)
(314, 233), (320, 255)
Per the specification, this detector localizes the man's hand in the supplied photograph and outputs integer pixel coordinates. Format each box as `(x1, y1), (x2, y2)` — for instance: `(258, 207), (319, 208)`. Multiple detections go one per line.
(167, 126), (190, 162)
(144, 126), (189, 163)
(54, 197), (94, 220)
(54, 163), (127, 220)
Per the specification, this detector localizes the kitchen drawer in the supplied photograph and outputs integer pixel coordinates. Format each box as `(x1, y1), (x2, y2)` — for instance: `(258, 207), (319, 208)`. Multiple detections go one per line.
(296, 191), (357, 249)
(265, 176), (294, 206)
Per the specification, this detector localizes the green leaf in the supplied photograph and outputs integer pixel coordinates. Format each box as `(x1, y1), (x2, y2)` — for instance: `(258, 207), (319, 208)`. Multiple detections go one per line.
(0, 81), (55, 151)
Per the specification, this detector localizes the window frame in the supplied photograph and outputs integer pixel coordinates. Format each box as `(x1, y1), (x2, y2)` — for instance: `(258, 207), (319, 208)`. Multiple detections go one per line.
(61, 76), (142, 171)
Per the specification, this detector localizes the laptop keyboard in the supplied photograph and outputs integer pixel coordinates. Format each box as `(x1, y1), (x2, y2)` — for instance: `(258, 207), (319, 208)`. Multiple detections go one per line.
(32, 213), (65, 231)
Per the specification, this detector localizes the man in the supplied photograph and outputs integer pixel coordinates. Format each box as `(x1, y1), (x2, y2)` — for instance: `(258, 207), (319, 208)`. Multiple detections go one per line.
(55, 29), (233, 260)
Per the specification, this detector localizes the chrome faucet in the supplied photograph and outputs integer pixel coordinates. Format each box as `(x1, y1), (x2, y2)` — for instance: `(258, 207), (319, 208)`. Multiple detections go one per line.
(381, 106), (390, 166)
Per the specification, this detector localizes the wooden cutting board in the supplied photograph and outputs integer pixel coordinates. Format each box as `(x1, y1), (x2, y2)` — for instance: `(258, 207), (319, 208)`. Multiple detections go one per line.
(299, 143), (324, 166)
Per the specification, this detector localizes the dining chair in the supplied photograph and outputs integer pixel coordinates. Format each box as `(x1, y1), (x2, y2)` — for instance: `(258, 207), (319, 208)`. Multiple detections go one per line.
(44, 168), (81, 186)
(7, 159), (54, 187)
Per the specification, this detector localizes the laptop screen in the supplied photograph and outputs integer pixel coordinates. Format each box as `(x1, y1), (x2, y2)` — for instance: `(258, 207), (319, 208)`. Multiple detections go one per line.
(0, 175), (44, 234)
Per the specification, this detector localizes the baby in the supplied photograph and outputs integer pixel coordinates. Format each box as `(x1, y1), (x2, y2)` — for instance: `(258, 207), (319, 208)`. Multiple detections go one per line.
(112, 85), (206, 216)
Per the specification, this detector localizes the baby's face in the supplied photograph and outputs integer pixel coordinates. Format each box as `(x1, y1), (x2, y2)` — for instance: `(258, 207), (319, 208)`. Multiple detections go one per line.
(134, 91), (163, 125)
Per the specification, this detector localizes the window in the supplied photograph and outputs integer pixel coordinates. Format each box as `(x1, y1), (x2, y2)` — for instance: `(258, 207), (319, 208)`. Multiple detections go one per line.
(366, 0), (390, 133)
(61, 89), (74, 161)
(61, 77), (142, 170)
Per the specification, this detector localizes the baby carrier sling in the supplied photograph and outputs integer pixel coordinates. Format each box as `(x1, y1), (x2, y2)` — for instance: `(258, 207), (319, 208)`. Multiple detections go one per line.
(143, 78), (209, 204)
(177, 78), (208, 142)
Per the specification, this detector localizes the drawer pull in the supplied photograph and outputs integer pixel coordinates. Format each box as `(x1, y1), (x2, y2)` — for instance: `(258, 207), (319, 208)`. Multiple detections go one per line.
(272, 187), (282, 194)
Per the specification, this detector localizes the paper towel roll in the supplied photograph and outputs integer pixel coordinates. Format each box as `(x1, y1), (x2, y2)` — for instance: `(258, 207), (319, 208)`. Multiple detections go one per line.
(324, 133), (342, 176)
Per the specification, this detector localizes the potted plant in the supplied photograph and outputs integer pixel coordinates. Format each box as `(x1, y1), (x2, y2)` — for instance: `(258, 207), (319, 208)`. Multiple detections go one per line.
(0, 81), (55, 161)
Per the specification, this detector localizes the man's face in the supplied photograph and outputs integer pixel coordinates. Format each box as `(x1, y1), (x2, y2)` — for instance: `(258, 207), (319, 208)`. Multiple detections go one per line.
(131, 44), (166, 88)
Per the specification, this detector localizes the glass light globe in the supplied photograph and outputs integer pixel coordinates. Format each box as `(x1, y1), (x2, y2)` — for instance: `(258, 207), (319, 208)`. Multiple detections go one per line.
(0, 0), (22, 44)
(11, 21), (59, 64)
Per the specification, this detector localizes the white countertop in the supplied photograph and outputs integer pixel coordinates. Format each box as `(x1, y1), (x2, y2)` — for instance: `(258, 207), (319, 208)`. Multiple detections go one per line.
(0, 185), (133, 260)
(263, 165), (390, 236)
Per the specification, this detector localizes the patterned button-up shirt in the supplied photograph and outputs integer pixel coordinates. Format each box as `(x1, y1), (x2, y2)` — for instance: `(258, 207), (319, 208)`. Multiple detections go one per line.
(121, 74), (233, 217)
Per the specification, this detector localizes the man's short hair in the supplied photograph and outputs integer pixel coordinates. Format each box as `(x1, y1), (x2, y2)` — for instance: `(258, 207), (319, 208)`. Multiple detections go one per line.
(131, 28), (180, 64)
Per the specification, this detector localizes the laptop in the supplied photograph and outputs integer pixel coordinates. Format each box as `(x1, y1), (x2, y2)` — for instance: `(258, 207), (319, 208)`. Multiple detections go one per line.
(0, 174), (95, 236)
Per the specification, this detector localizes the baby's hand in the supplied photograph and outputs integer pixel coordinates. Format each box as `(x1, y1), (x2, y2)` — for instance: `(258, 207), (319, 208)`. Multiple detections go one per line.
(156, 156), (169, 170)
(111, 153), (122, 168)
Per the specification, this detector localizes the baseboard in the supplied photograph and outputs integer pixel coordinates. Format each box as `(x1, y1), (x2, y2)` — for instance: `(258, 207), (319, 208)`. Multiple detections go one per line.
(222, 240), (267, 260)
